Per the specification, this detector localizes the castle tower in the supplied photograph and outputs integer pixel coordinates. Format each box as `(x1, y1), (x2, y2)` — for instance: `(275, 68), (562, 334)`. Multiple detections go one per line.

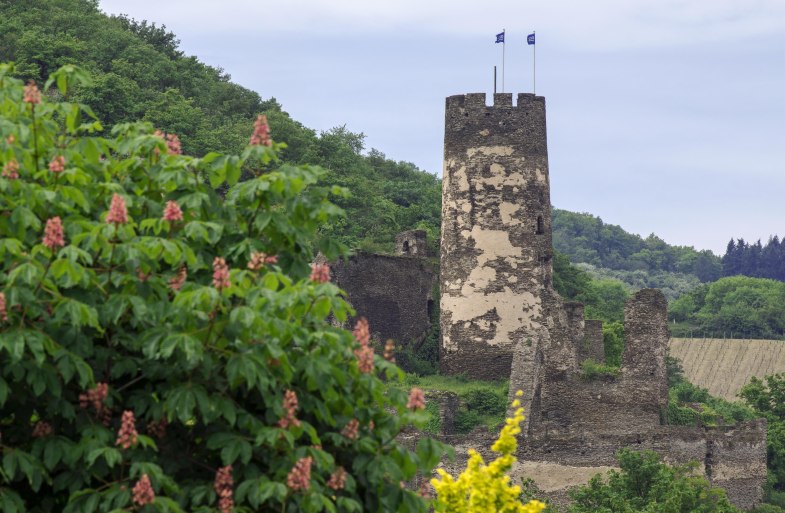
(440, 93), (554, 379)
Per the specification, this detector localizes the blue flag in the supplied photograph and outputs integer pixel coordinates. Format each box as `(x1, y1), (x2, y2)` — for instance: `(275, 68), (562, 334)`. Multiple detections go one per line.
(527, 33), (535, 45)
(496, 31), (505, 44)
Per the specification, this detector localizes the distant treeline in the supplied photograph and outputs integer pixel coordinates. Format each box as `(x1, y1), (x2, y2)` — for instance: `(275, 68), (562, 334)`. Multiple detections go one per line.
(552, 209), (722, 282)
(0, 0), (442, 252)
(670, 276), (785, 340)
(722, 237), (785, 282)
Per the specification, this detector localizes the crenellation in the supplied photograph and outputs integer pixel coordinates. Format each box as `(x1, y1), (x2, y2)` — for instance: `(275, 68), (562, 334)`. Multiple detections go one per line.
(493, 92), (513, 107)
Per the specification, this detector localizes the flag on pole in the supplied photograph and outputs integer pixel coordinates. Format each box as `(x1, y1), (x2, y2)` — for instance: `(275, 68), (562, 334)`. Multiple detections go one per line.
(527, 33), (535, 45)
(496, 31), (505, 43)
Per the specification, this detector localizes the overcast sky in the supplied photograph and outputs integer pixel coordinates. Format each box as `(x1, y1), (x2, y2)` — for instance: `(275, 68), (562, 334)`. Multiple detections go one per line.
(99, 0), (785, 255)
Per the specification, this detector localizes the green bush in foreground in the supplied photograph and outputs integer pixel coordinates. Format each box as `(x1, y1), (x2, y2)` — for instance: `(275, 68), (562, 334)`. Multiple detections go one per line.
(0, 64), (445, 512)
(569, 449), (739, 513)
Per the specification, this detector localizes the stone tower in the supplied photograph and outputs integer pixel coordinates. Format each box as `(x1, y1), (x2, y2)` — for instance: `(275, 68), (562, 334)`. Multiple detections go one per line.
(440, 92), (554, 380)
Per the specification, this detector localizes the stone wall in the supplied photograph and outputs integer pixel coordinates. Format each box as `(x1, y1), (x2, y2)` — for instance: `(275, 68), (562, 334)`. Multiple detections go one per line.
(331, 252), (435, 346)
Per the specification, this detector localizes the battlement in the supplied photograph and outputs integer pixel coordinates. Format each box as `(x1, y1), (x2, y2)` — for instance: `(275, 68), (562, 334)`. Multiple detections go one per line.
(445, 92), (546, 110)
(444, 92), (548, 159)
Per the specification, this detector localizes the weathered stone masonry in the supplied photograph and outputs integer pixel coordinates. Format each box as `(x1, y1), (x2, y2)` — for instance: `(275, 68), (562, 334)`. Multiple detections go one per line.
(440, 93), (554, 381)
(437, 92), (767, 509)
(331, 250), (435, 347)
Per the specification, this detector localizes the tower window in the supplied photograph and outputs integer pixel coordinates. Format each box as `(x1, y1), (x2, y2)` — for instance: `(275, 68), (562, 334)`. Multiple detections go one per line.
(536, 216), (544, 235)
(402, 240), (410, 253)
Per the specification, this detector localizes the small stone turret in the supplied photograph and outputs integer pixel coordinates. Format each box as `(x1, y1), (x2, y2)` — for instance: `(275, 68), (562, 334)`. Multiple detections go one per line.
(396, 230), (429, 256)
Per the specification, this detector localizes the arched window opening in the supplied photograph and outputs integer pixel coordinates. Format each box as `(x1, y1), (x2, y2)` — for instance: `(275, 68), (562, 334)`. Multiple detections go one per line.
(402, 240), (410, 253)
(536, 215), (544, 235)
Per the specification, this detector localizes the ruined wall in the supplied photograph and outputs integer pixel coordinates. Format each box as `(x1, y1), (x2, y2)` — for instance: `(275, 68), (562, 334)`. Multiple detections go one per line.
(331, 252), (435, 346)
(440, 92), (553, 380)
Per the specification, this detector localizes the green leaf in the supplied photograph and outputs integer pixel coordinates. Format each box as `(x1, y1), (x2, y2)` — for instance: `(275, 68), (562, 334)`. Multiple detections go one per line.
(53, 298), (102, 331)
(86, 447), (121, 468)
(7, 262), (42, 287)
(311, 296), (332, 320)
(51, 258), (86, 288)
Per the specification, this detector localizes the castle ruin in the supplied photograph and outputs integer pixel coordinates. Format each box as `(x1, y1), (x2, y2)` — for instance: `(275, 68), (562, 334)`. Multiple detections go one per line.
(438, 92), (768, 509)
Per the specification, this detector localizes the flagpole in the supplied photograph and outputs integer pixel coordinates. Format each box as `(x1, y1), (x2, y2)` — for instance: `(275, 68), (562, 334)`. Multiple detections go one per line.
(502, 29), (506, 93)
(533, 31), (536, 94)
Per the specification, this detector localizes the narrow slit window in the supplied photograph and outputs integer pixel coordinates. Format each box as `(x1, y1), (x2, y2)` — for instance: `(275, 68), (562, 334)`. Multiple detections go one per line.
(536, 215), (544, 235)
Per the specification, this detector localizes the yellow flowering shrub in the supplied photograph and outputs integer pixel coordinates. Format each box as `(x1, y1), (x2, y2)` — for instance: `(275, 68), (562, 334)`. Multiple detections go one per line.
(431, 391), (547, 513)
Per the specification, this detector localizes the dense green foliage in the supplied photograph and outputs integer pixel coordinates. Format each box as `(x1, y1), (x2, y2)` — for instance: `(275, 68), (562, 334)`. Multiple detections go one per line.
(401, 375), (509, 434)
(665, 357), (756, 427)
(0, 0), (442, 252)
(568, 449), (739, 513)
(579, 359), (620, 380)
(723, 237), (785, 282)
(669, 276), (785, 339)
(552, 209), (722, 282)
(553, 252), (629, 324)
(0, 65), (446, 512)
(741, 373), (785, 497)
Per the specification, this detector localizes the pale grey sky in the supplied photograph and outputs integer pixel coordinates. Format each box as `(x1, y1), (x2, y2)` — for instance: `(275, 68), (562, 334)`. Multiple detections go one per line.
(99, 0), (785, 254)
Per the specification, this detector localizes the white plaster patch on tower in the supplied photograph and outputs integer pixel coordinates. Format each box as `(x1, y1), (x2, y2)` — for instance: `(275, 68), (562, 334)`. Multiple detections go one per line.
(441, 289), (543, 347)
(500, 202), (522, 226)
(535, 167), (548, 184)
(468, 226), (521, 266)
(478, 170), (526, 189)
(466, 145), (515, 158)
(463, 265), (497, 293)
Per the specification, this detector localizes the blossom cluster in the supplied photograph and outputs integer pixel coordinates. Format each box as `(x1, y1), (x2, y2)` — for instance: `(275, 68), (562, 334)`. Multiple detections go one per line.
(79, 383), (108, 410)
(43, 217), (65, 249)
(327, 467), (347, 491)
(212, 257), (231, 290)
(383, 339), (396, 363)
(23, 80), (41, 104)
(169, 266), (187, 291)
(353, 318), (375, 374)
(247, 251), (277, 270)
(132, 474), (155, 506)
(162, 200), (183, 222)
(146, 418), (168, 439)
(407, 387), (426, 411)
(106, 193), (128, 225)
(2, 160), (19, 179)
(286, 456), (313, 492)
(214, 465), (234, 513)
(249, 114), (272, 147)
(309, 262), (330, 283)
(154, 129), (182, 155)
(341, 418), (359, 440)
(115, 410), (138, 449)
(0, 291), (7, 322)
(32, 421), (53, 438)
(48, 155), (65, 173)
(278, 390), (301, 429)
